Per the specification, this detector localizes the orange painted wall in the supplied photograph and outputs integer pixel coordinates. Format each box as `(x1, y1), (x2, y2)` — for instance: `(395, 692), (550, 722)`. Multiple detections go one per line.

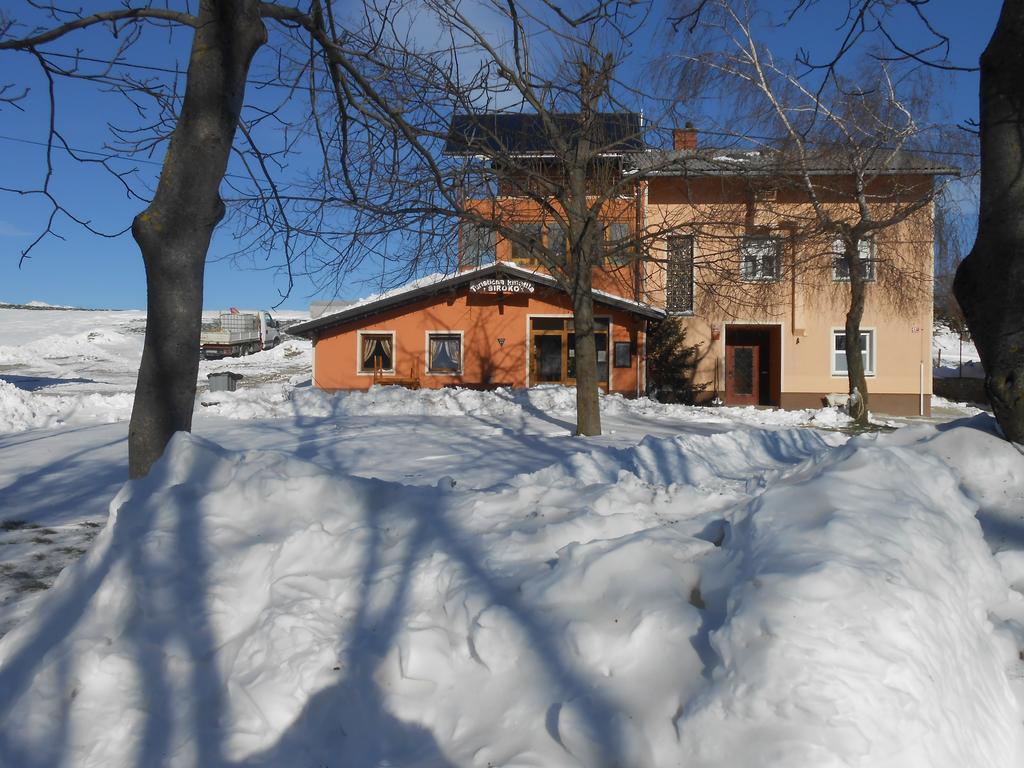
(311, 284), (644, 395)
(461, 197), (642, 300)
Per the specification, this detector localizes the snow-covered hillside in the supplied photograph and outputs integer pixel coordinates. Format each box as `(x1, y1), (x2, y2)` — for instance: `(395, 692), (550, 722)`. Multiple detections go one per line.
(0, 307), (1022, 767)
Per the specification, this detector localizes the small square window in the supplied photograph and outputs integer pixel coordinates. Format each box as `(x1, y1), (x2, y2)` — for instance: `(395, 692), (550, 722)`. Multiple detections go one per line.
(832, 329), (875, 376)
(428, 333), (462, 374)
(832, 238), (876, 282)
(360, 333), (394, 373)
(740, 236), (781, 281)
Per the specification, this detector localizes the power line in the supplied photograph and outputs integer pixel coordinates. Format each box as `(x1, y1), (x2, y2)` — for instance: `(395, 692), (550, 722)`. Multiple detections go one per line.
(0, 133), (254, 181)
(40, 50), (325, 91)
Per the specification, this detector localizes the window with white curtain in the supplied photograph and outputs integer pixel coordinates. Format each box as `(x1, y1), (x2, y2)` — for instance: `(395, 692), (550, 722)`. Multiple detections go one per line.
(428, 333), (462, 373)
(359, 333), (394, 373)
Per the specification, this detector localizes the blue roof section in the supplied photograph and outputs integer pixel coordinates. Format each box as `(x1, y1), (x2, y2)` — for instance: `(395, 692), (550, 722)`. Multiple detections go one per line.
(445, 112), (645, 156)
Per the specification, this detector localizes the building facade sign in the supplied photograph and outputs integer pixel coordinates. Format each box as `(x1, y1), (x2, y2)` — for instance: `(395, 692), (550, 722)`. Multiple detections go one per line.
(469, 277), (536, 295)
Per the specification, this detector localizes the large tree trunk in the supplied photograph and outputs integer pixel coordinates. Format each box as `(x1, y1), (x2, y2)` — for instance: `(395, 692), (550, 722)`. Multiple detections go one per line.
(954, 0), (1024, 443)
(844, 242), (870, 427)
(128, 0), (266, 478)
(572, 269), (602, 437)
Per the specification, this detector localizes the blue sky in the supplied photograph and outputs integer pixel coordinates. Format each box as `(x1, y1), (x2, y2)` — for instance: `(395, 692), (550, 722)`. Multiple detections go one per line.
(0, 0), (1002, 310)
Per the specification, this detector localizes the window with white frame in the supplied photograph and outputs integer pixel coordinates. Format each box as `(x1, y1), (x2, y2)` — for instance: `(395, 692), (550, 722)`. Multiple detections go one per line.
(740, 236), (781, 281)
(428, 333), (462, 373)
(831, 329), (875, 376)
(832, 237), (876, 281)
(359, 333), (395, 373)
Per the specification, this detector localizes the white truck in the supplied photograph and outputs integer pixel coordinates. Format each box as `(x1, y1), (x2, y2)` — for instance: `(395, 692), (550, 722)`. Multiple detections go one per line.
(200, 309), (282, 359)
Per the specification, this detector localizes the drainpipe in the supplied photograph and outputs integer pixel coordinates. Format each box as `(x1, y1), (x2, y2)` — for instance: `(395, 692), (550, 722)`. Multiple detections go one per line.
(638, 320), (646, 398)
(919, 361), (924, 416)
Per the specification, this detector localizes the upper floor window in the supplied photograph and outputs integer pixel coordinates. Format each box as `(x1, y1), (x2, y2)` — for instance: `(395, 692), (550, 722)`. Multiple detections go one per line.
(666, 235), (694, 314)
(547, 223), (569, 265)
(462, 223), (496, 268)
(510, 222), (544, 264)
(740, 236), (781, 282)
(604, 221), (635, 267)
(832, 237), (876, 282)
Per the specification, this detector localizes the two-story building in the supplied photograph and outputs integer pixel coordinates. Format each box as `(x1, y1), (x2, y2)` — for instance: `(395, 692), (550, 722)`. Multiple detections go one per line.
(290, 115), (952, 416)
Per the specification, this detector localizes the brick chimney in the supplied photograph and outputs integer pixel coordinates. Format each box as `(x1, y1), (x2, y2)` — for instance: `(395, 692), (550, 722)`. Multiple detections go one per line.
(672, 122), (697, 151)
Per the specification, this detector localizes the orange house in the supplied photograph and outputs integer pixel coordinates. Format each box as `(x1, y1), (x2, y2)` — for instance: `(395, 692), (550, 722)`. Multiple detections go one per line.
(293, 113), (952, 416)
(288, 262), (664, 395)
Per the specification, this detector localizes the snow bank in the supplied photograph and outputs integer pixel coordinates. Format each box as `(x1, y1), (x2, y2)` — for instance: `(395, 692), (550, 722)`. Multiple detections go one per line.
(0, 380), (134, 432)
(202, 382), (853, 430)
(0, 421), (1019, 767)
(677, 430), (1021, 767)
(0, 328), (140, 370)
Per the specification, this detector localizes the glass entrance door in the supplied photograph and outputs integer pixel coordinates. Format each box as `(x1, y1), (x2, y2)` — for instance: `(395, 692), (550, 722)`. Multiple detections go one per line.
(530, 318), (610, 387)
(534, 334), (564, 382)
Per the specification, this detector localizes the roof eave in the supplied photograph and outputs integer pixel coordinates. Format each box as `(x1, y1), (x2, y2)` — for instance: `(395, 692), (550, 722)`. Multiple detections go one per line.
(289, 262), (664, 337)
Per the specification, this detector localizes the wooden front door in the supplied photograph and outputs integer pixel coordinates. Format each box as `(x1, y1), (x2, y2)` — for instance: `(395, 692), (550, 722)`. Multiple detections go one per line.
(726, 342), (760, 406)
(724, 325), (779, 406)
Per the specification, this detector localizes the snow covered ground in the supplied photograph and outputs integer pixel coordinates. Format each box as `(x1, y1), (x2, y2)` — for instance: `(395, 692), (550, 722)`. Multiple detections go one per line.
(0, 308), (1022, 767)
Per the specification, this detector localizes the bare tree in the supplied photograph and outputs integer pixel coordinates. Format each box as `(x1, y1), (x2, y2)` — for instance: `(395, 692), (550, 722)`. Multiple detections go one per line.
(729, 0), (1024, 440)
(313, 3), (669, 438)
(0, 0), (440, 476)
(669, 0), (958, 425)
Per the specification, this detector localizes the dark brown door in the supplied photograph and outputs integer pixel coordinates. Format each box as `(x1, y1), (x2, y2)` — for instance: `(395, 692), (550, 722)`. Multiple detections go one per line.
(726, 343), (760, 406)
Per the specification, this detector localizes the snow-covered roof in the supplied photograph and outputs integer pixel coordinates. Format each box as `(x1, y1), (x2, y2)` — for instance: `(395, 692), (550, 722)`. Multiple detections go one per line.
(631, 147), (960, 178)
(289, 261), (665, 337)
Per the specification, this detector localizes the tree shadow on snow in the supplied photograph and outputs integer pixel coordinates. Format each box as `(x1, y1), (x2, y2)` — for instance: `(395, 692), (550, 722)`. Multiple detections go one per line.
(238, 483), (631, 767)
(0, 374), (99, 391)
(0, 460), (638, 767)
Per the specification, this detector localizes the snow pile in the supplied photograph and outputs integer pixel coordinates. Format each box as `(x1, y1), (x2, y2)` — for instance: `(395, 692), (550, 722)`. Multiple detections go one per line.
(0, 380), (135, 433)
(0, 421), (1020, 767)
(202, 382), (854, 431)
(677, 433), (1021, 767)
(0, 328), (140, 370)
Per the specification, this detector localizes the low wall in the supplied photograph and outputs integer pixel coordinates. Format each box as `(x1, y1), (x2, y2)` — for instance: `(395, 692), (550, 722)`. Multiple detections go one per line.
(933, 377), (988, 405)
